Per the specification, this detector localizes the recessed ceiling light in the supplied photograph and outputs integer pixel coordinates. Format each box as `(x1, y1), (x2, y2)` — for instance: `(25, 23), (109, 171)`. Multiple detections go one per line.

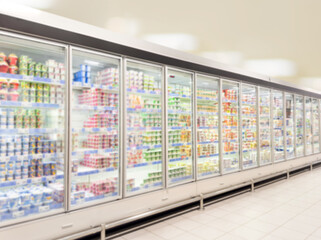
(244, 59), (297, 77)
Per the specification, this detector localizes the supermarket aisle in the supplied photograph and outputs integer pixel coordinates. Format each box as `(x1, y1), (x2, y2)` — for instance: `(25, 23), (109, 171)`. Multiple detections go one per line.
(115, 168), (321, 240)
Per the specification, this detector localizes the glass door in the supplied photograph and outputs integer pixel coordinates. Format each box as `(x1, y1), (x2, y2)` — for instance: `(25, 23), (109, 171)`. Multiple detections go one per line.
(312, 98), (320, 153)
(222, 80), (240, 173)
(0, 33), (66, 222)
(305, 97), (313, 155)
(70, 49), (120, 207)
(125, 60), (163, 195)
(241, 84), (257, 169)
(167, 69), (193, 186)
(295, 96), (304, 157)
(196, 75), (219, 178)
(285, 93), (295, 159)
(273, 90), (285, 161)
(259, 87), (271, 165)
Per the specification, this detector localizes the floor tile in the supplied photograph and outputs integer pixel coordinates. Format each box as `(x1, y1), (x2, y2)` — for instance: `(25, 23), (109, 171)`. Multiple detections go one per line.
(147, 224), (185, 239)
(188, 225), (226, 240)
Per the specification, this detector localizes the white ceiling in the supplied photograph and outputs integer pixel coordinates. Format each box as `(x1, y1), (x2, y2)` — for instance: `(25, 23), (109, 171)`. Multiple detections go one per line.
(11, 0), (321, 90)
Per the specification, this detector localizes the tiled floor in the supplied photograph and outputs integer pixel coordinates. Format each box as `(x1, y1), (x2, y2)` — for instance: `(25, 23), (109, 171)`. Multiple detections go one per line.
(114, 168), (321, 240)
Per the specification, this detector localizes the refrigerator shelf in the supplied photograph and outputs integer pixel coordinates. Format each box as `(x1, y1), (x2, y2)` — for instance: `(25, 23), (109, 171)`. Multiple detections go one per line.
(0, 128), (62, 135)
(127, 108), (161, 113)
(169, 142), (191, 147)
(168, 110), (191, 115)
(127, 160), (162, 168)
(242, 114), (257, 118)
(127, 144), (162, 150)
(72, 148), (116, 156)
(223, 151), (237, 155)
(197, 111), (219, 116)
(127, 88), (160, 96)
(242, 126), (257, 129)
(223, 99), (237, 103)
(242, 101), (256, 106)
(168, 93), (191, 99)
(223, 113), (238, 117)
(169, 126), (191, 130)
(223, 139), (237, 142)
(0, 202), (63, 221)
(198, 126), (218, 130)
(0, 101), (62, 109)
(1, 152), (63, 162)
(169, 157), (191, 163)
(72, 105), (117, 111)
(243, 149), (257, 153)
(0, 174), (64, 188)
(198, 154), (219, 158)
(127, 127), (161, 131)
(0, 72), (65, 85)
(71, 127), (117, 133)
(170, 175), (192, 183)
(72, 82), (118, 92)
(72, 166), (117, 177)
(222, 126), (237, 129)
(198, 141), (219, 145)
(197, 96), (218, 101)
(199, 171), (219, 177)
(243, 138), (256, 141)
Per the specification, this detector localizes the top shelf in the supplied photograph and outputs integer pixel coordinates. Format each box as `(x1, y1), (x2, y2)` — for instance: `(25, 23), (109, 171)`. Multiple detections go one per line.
(0, 72), (64, 85)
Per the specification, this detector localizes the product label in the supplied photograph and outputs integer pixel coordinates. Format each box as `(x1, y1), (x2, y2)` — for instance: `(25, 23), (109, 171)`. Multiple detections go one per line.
(22, 75), (33, 81)
(13, 210), (24, 218)
(16, 179), (28, 185)
(39, 205), (50, 213)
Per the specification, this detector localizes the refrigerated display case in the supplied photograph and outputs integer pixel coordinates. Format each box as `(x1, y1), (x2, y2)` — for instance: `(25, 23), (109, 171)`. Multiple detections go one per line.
(167, 69), (193, 185)
(70, 49), (120, 207)
(259, 87), (271, 165)
(222, 80), (239, 173)
(125, 61), (163, 194)
(305, 97), (313, 155)
(273, 90), (285, 161)
(0, 34), (66, 221)
(241, 84), (257, 169)
(196, 75), (219, 178)
(285, 93), (295, 159)
(312, 98), (320, 153)
(295, 95), (304, 157)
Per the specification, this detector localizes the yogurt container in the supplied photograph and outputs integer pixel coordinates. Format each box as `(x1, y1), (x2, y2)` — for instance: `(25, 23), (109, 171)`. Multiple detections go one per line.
(0, 196), (8, 210)
(7, 193), (20, 210)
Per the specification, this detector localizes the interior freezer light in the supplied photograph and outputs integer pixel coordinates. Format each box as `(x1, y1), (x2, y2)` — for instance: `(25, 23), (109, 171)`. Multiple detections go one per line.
(84, 60), (102, 67)
(243, 59), (297, 77)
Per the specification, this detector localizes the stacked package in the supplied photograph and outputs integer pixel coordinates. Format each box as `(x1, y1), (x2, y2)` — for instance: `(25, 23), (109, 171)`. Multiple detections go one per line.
(78, 89), (118, 107)
(89, 178), (116, 196)
(73, 65), (91, 84)
(81, 153), (118, 169)
(83, 113), (118, 128)
(95, 68), (119, 87)
(48, 182), (64, 203)
(84, 133), (118, 149)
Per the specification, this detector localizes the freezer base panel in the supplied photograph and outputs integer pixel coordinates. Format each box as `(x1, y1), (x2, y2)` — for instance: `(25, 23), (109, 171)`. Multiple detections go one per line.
(1, 153), (320, 240)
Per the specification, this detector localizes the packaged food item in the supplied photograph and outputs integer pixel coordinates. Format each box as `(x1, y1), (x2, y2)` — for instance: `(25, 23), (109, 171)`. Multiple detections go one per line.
(0, 89), (8, 101)
(8, 65), (18, 74)
(0, 60), (8, 73)
(0, 52), (6, 61)
(8, 54), (18, 66)
(19, 68), (28, 75)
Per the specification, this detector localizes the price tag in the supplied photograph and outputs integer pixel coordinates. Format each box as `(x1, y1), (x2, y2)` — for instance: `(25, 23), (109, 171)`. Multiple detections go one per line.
(77, 199), (85, 204)
(18, 155), (25, 161)
(32, 177), (42, 183)
(46, 176), (55, 181)
(39, 205), (50, 212)
(22, 75), (33, 81)
(13, 210), (24, 218)
(16, 179), (28, 185)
